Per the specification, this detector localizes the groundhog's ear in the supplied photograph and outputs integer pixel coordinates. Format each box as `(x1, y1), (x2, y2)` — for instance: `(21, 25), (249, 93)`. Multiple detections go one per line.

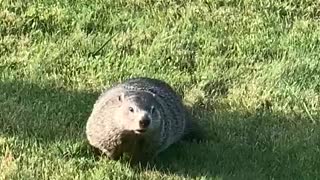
(118, 93), (125, 102)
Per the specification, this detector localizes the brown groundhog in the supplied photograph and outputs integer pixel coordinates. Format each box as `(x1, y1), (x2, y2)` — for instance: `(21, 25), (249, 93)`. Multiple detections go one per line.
(85, 77), (203, 164)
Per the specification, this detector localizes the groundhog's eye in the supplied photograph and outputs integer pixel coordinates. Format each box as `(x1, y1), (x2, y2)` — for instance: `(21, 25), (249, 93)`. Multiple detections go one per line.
(129, 107), (134, 112)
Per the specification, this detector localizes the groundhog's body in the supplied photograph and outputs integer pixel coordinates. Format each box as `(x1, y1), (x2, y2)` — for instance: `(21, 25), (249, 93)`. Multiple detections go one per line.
(86, 77), (199, 163)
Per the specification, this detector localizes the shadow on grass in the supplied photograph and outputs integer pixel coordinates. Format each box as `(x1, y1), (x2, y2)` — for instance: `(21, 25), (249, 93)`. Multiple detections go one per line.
(1, 80), (319, 179)
(151, 105), (320, 179)
(0, 79), (98, 143)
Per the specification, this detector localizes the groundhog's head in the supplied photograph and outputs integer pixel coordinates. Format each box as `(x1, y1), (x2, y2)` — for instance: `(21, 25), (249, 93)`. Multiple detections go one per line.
(115, 91), (162, 135)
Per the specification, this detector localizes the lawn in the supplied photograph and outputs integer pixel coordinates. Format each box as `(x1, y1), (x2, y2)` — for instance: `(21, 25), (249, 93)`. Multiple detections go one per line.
(1, 0), (320, 179)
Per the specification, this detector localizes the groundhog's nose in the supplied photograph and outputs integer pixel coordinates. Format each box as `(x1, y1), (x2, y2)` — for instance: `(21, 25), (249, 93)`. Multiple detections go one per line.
(139, 117), (150, 128)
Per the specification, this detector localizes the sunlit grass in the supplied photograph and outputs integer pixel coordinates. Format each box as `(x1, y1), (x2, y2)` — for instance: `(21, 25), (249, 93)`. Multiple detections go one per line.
(1, 0), (320, 179)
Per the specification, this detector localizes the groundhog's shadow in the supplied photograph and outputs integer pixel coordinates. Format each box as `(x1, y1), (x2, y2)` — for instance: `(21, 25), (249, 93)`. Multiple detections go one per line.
(0, 79), (98, 143)
(143, 104), (320, 179)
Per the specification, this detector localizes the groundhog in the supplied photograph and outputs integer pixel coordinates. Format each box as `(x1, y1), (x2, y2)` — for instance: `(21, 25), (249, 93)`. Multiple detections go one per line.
(85, 77), (203, 164)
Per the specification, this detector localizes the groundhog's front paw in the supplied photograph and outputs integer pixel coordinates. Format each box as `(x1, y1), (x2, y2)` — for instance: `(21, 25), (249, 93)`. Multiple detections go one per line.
(106, 151), (123, 161)
(128, 152), (155, 167)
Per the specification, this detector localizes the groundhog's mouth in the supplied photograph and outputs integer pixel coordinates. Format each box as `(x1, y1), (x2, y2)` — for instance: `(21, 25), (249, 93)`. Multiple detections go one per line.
(134, 129), (147, 134)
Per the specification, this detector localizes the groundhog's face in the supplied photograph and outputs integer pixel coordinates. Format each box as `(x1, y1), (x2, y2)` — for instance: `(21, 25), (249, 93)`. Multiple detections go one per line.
(116, 92), (161, 135)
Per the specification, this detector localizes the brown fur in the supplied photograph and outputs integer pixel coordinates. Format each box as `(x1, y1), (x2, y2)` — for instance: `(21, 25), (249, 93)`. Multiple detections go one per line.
(85, 77), (203, 164)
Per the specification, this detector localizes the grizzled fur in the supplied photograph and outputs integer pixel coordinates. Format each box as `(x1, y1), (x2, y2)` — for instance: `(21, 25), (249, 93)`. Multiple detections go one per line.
(85, 77), (201, 164)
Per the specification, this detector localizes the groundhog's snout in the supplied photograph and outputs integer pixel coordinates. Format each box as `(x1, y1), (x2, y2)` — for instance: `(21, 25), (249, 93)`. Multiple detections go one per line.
(139, 116), (151, 129)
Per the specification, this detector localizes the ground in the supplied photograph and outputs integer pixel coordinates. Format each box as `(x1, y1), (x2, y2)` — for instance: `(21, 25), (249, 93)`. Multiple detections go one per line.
(0, 0), (320, 179)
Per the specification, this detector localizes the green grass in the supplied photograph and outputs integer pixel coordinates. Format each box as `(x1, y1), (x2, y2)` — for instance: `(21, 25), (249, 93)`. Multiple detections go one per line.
(1, 0), (320, 179)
